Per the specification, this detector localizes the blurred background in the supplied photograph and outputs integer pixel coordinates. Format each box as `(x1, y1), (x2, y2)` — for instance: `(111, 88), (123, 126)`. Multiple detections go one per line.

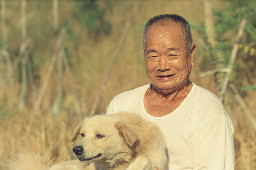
(0, 0), (255, 169)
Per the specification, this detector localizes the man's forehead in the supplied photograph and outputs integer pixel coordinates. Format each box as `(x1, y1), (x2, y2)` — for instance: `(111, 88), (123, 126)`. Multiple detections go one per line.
(145, 22), (185, 46)
(146, 22), (183, 40)
(145, 47), (182, 54)
(148, 20), (180, 31)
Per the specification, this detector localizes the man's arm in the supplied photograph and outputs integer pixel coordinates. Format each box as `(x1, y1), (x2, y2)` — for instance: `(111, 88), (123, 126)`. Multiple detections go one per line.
(192, 108), (235, 170)
(106, 99), (116, 115)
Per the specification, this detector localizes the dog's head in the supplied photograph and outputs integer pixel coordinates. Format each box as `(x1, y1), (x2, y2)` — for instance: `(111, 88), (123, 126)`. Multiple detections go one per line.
(70, 114), (138, 167)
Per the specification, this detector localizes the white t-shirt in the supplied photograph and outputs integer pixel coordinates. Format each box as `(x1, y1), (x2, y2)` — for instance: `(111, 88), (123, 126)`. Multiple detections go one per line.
(106, 83), (235, 170)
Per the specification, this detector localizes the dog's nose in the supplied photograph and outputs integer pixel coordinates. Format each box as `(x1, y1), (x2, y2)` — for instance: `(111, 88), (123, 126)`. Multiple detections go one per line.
(73, 145), (84, 156)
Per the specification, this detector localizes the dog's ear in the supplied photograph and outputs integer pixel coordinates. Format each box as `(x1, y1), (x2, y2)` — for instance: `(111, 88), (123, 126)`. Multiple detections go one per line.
(115, 122), (138, 146)
(70, 120), (84, 142)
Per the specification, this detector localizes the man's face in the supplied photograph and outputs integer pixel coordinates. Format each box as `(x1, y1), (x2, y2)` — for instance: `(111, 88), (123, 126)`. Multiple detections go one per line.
(144, 21), (196, 93)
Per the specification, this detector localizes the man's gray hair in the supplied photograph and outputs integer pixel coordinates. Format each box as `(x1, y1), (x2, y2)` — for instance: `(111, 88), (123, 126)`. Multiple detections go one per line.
(143, 14), (193, 52)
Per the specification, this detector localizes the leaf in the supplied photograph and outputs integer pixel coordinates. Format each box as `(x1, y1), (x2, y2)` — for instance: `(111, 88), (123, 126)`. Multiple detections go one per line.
(250, 48), (255, 56)
(244, 45), (249, 54)
(245, 25), (256, 41)
(241, 85), (256, 91)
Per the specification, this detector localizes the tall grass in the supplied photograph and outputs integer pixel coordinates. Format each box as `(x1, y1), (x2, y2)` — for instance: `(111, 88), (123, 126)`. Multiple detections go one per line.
(0, 111), (79, 166)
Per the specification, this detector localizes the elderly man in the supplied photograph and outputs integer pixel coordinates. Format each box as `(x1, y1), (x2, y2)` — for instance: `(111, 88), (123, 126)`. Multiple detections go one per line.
(107, 14), (235, 170)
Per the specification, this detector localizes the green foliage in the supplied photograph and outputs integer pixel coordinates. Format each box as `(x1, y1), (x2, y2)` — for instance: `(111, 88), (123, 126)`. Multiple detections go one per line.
(212, 0), (256, 62)
(245, 25), (256, 41)
(195, 0), (256, 90)
(72, 0), (112, 38)
(190, 23), (207, 40)
(241, 85), (256, 91)
(214, 0), (256, 40)
(60, 21), (75, 41)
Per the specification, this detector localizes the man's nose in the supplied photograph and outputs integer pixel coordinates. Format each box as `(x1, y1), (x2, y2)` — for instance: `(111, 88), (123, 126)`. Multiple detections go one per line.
(158, 56), (170, 71)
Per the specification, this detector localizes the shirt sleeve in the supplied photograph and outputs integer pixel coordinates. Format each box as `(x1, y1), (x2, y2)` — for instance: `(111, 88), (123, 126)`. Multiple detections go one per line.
(106, 96), (122, 115)
(106, 99), (115, 115)
(192, 106), (235, 170)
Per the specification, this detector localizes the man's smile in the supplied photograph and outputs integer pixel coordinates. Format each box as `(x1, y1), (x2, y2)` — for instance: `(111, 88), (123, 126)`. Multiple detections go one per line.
(156, 74), (176, 79)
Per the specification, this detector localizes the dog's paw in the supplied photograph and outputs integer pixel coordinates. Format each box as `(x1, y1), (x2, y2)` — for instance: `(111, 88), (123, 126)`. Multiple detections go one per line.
(126, 155), (152, 170)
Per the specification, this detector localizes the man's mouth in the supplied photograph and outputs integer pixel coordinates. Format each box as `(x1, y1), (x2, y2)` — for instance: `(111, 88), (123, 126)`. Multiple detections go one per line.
(78, 153), (102, 161)
(157, 74), (175, 78)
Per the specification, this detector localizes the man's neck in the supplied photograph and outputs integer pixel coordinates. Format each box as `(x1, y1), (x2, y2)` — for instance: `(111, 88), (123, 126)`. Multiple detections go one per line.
(150, 81), (192, 100)
(144, 82), (193, 117)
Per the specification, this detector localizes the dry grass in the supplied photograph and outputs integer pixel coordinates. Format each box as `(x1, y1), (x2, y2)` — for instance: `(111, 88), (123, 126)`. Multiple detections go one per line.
(0, 1), (256, 170)
(232, 93), (256, 170)
(0, 112), (78, 163)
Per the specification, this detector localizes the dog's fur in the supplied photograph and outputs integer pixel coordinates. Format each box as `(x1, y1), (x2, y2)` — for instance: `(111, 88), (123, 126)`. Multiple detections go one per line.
(4, 112), (168, 170)
(71, 112), (168, 170)
(3, 151), (93, 170)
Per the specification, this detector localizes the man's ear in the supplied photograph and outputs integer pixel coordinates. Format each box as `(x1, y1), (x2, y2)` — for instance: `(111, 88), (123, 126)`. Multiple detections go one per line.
(115, 122), (138, 146)
(190, 44), (196, 66)
(70, 120), (84, 142)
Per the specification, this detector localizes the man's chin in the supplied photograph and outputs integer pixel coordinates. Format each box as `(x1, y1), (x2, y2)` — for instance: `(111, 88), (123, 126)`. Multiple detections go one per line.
(151, 84), (176, 93)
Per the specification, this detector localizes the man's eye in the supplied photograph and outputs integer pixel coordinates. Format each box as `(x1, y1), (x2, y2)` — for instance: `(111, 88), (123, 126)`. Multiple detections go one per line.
(80, 133), (85, 138)
(96, 134), (105, 139)
(168, 53), (178, 57)
(147, 55), (158, 60)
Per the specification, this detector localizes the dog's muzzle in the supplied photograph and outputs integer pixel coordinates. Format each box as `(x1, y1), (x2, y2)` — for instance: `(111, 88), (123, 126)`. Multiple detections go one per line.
(73, 145), (84, 156)
(73, 145), (103, 161)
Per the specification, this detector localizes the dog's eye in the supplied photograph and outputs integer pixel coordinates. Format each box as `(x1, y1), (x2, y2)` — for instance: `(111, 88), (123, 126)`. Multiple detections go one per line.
(96, 134), (105, 139)
(80, 133), (85, 138)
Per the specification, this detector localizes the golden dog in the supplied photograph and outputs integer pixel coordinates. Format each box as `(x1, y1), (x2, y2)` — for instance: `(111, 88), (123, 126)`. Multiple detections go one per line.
(71, 112), (168, 170)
